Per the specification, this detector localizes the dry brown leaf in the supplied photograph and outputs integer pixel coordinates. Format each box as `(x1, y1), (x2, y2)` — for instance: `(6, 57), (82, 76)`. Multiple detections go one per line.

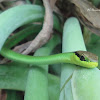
(50, 0), (62, 16)
(76, 10), (100, 35)
(70, 0), (100, 35)
(70, 0), (100, 28)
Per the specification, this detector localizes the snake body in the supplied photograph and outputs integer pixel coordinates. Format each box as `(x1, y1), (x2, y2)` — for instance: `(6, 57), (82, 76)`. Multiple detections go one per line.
(0, 46), (98, 68)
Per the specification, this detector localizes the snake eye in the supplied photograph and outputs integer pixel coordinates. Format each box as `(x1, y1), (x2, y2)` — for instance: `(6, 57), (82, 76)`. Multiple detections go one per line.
(80, 56), (86, 61)
(75, 52), (86, 61)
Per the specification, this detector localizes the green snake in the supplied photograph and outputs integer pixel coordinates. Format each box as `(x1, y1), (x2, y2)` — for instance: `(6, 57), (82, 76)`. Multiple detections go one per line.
(0, 24), (98, 69)
(0, 5), (98, 68)
(0, 46), (98, 68)
(0, 25), (98, 69)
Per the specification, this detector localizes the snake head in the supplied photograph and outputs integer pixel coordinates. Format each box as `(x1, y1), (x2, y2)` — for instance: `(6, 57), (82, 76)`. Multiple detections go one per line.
(75, 51), (98, 62)
(72, 51), (98, 68)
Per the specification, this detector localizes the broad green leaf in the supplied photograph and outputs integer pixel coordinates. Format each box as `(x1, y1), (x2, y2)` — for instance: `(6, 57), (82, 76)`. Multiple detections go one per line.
(71, 68), (100, 100)
(0, 4), (61, 50)
(0, 5), (44, 50)
(0, 62), (60, 100)
(0, 62), (28, 91)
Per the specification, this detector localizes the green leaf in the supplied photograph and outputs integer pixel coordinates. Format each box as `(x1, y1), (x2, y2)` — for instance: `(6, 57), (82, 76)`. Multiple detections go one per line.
(0, 4), (61, 50)
(0, 62), (60, 100)
(71, 68), (100, 100)
(0, 62), (28, 91)
(0, 5), (44, 50)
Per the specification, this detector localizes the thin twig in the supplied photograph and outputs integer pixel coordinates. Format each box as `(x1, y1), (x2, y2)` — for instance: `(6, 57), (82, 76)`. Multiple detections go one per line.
(0, 3), (5, 10)
(22, 0), (53, 54)
(0, 90), (7, 100)
(13, 41), (32, 53)
(0, 58), (9, 64)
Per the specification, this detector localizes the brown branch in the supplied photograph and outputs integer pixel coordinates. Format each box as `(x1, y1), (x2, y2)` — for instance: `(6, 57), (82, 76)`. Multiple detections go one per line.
(22, 0), (53, 55)
(49, 0), (57, 9)
(13, 41), (32, 53)
(0, 58), (9, 64)
(0, 90), (7, 100)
